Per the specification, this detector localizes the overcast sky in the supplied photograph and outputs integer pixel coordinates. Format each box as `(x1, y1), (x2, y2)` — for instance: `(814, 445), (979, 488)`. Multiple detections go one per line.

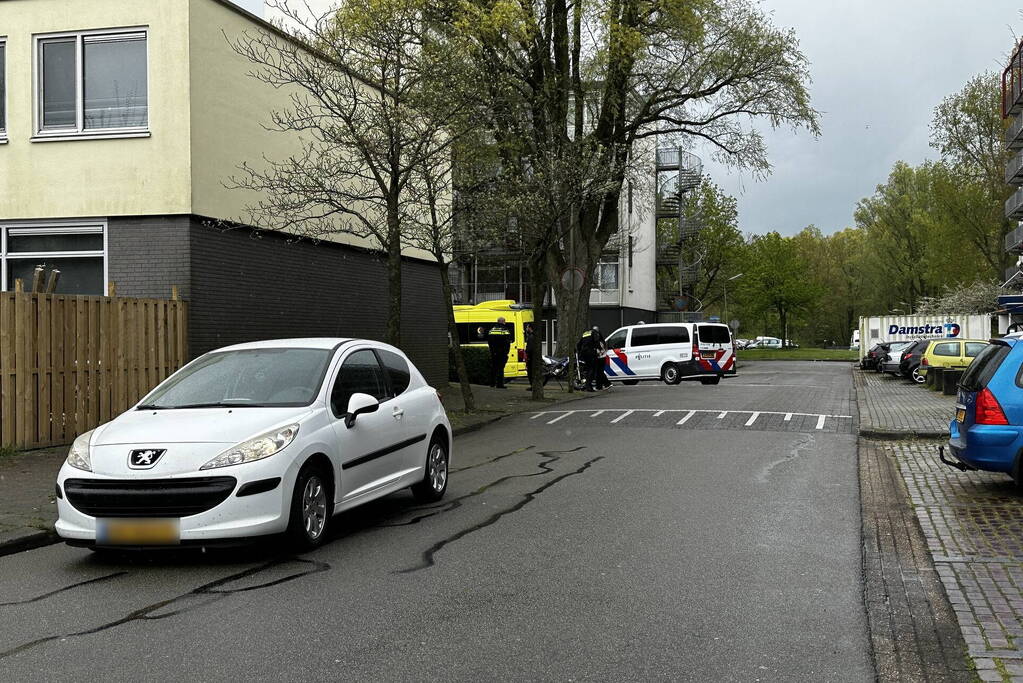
(698, 1), (1022, 236)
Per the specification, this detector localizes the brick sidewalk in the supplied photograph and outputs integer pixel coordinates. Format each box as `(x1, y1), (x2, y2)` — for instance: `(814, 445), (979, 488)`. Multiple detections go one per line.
(889, 440), (1023, 681)
(854, 369), (954, 438)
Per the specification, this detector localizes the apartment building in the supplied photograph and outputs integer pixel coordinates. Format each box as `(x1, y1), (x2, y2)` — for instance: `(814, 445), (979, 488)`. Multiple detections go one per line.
(0, 0), (447, 383)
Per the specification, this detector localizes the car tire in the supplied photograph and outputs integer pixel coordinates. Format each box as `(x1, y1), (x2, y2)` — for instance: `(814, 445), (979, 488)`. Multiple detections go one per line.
(412, 438), (449, 503)
(911, 366), (925, 384)
(700, 375), (721, 385)
(661, 363), (681, 385)
(622, 379), (640, 386)
(287, 463), (332, 550)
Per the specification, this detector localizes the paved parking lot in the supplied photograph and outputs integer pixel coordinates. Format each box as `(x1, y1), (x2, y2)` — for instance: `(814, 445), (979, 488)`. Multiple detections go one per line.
(855, 369), (953, 437)
(886, 440), (1023, 681)
(531, 407), (855, 434)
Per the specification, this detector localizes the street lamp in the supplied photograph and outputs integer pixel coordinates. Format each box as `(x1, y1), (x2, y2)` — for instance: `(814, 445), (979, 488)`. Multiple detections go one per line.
(724, 273), (744, 325)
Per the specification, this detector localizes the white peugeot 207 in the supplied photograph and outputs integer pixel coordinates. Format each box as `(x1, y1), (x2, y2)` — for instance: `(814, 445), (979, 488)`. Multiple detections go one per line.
(55, 338), (451, 550)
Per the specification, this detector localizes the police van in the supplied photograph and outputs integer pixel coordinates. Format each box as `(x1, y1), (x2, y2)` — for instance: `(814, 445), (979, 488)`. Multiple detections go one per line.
(601, 322), (736, 385)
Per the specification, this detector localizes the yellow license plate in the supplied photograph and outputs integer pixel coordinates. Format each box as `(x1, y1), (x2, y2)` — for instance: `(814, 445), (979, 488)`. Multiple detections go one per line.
(98, 518), (180, 545)
(956, 408), (966, 423)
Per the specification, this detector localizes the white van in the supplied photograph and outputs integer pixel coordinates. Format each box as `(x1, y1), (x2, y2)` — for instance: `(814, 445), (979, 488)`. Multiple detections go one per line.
(850, 330), (860, 350)
(601, 322), (736, 385)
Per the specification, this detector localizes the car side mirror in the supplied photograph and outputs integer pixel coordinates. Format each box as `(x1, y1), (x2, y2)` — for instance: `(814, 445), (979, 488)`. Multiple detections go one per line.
(344, 393), (379, 429)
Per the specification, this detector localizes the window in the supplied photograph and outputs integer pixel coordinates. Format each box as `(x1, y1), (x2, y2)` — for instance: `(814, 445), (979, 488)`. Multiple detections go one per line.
(698, 325), (731, 344)
(36, 29), (148, 138)
(377, 349), (411, 397)
(965, 342), (988, 358)
(593, 259), (619, 290)
(656, 326), (689, 344)
(330, 350), (387, 417)
(605, 330), (627, 349)
(1, 221), (106, 294)
(932, 342), (959, 357)
(629, 327), (660, 347)
(0, 39), (6, 138)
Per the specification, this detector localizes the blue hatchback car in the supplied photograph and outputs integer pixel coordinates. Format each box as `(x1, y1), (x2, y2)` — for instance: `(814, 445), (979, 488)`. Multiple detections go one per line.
(944, 338), (1023, 481)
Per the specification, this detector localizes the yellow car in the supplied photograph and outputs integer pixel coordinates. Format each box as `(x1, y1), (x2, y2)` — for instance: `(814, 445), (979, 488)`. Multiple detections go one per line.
(919, 338), (989, 376)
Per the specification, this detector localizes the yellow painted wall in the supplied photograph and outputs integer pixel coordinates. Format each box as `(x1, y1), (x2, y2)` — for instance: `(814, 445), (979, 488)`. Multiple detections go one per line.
(0, 0), (192, 219)
(187, 0), (435, 260)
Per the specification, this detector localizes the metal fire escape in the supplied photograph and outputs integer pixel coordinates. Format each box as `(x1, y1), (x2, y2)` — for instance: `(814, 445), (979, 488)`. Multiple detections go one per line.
(655, 148), (704, 312)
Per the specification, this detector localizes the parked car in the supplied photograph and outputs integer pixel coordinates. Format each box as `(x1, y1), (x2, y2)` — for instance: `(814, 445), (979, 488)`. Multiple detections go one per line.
(55, 338), (452, 550)
(600, 322), (736, 385)
(861, 342), (889, 370)
(943, 339), (1023, 482)
(897, 339), (932, 383)
(879, 341), (914, 374)
(747, 336), (782, 349)
(919, 339), (989, 376)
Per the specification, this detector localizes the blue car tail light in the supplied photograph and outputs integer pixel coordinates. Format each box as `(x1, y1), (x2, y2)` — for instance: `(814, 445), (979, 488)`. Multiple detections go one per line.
(975, 387), (1009, 425)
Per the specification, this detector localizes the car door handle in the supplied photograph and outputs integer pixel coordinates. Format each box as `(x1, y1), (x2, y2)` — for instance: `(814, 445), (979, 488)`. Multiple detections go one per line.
(392, 407), (404, 420)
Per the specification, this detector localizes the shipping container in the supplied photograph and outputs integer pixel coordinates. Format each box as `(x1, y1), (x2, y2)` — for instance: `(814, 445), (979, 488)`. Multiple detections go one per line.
(857, 314), (994, 351)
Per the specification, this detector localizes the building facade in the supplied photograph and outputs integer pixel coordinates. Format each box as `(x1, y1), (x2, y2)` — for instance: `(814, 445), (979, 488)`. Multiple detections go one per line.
(0, 0), (448, 383)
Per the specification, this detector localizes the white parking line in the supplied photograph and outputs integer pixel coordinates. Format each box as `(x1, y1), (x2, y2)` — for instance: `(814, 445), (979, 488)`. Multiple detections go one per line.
(816, 415), (826, 430)
(677, 410), (696, 426)
(611, 410), (634, 424)
(531, 412), (547, 420)
(653, 410), (665, 417)
(784, 413), (793, 421)
(547, 412), (573, 425)
(717, 411), (727, 419)
(591, 410), (605, 418)
(745, 412), (760, 427)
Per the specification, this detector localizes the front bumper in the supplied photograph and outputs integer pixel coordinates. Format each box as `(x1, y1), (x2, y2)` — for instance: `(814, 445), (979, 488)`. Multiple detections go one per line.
(55, 458), (301, 544)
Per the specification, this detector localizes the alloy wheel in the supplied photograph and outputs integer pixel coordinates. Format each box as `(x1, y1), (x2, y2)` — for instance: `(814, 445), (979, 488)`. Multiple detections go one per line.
(428, 443), (448, 492)
(302, 475), (328, 540)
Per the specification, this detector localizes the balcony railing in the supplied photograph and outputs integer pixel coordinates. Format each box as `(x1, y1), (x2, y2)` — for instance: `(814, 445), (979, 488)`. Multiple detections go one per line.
(589, 288), (620, 305)
(1005, 224), (1023, 253)
(656, 148), (703, 174)
(1006, 187), (1023, 220)
(1007, 115), (1023, 150)
(1007, 150), (1023, 185)
(1006, 264), (1022, 283)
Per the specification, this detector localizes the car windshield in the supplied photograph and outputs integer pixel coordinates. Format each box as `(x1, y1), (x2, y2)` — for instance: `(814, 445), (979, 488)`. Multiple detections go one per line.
(138, 348), (333, 409)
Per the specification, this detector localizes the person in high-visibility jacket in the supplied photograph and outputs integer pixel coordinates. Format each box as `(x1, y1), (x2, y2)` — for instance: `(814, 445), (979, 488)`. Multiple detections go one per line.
(576, 325), (608, 392)
(486, 318), (513, 388)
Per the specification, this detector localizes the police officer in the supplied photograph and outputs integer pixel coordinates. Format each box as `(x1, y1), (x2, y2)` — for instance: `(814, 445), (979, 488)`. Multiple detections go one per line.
(487, 317), (512, 389)
(576, 325), (608, 392)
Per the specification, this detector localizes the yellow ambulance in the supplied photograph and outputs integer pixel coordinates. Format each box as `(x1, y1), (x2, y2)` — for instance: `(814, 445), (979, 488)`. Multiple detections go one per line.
(453, 300), (535, 378)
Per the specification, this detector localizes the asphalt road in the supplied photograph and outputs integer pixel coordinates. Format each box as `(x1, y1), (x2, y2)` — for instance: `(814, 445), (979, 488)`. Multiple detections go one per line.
(0, 361), (871, 681)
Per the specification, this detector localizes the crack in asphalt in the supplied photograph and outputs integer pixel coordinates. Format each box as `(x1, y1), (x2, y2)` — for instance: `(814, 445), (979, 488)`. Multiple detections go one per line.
(0, 572), (129, 607)
(756, 433), (816, 484)
(397, 447), (600, 573)
(0, 557), (329, 660)
(373, 446), (552, 528)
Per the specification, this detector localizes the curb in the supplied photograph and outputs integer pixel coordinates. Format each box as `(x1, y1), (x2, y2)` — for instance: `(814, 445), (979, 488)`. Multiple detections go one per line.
(0, 529), (59, 558)
(450, 389), (600, 438)
(859, 428), (946, 441)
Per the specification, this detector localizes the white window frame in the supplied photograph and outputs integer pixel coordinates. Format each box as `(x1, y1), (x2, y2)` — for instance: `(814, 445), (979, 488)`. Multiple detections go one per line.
(0, 219), (108, 294)
(0, 37), (7, 143)
(32, 27), (150, 142)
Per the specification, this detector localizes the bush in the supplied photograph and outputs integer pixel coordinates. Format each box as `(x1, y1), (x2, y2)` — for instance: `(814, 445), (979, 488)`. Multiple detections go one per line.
(449, 345), (492, 384)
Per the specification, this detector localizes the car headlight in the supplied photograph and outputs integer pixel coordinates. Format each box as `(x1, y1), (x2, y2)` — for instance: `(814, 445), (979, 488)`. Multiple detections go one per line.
(66, 430), (95, 472)
(200, 424), (300, 470)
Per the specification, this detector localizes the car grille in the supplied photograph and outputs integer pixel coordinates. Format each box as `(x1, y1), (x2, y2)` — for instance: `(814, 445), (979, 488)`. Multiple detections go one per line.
(64, 477), (237, 518)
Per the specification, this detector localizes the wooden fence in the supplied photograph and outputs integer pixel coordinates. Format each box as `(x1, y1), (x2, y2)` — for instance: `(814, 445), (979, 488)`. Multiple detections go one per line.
(0, 293), (188, 450)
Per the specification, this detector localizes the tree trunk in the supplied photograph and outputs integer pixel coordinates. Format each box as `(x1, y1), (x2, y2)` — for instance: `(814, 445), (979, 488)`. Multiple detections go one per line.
(528, 261), (547, 400)
(551, 274), (592, 392)
(437, 257), (474, 412)
(386, 199), (402, 347)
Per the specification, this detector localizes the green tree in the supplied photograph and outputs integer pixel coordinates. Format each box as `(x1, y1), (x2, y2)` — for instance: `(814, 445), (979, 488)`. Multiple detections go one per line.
(739, 231), (821, 345)
(442, 0), (819, 357)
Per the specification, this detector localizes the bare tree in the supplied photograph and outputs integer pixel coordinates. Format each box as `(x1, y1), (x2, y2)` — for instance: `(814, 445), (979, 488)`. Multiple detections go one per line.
(228, 0), (470, 346)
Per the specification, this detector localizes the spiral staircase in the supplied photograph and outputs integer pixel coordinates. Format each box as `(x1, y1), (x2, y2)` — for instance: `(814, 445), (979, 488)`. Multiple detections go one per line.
(655, 148), (705, 311)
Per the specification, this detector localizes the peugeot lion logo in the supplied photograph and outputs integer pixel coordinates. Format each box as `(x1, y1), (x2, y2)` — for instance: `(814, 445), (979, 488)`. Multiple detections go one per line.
(129, 448), (166, 469)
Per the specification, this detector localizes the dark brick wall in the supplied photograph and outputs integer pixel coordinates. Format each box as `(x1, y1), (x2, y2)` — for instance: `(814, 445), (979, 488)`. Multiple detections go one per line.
(186, 220), (448, 386)
(107, 216), (191, 299)
(590, 306), (656, 333)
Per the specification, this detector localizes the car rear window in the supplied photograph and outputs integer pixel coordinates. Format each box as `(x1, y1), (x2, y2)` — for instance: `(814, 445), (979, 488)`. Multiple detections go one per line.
(965, 342), (988, 357)
(698, 325), (731, 344)
(960, 343), (1010, 391)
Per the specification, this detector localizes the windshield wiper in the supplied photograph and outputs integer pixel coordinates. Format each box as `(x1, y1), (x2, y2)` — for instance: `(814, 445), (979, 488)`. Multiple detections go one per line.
(138, 401), (263, 410)
(136, 404), (172, 411)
